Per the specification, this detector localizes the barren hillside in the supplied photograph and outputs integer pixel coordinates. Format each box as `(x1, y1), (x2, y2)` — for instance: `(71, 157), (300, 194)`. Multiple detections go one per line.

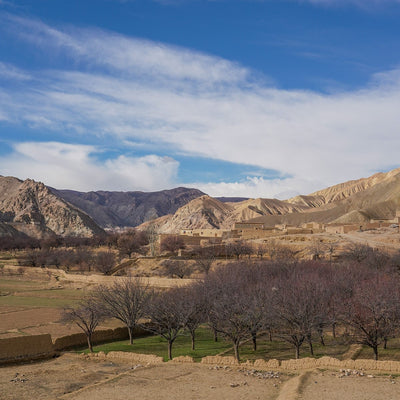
(53, 187), (205, 229)
(0, 176), (104, 238)
(143, 168), (400, 233)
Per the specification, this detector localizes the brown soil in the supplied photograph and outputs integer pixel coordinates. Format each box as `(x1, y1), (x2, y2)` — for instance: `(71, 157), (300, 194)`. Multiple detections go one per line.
(0, 354), (286, 400)
(2, 355), (400, 400)
(298, 370), (400, 400)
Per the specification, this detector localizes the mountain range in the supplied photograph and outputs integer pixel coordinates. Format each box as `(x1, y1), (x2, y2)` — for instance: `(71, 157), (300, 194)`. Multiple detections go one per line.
(1, 167), (400, 238)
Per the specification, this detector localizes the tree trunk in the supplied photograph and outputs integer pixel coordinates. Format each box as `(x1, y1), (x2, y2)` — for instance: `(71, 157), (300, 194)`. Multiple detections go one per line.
(213, 327), (218, 342)
(320, 334), (325, 346)
(373, 345), (378, 361)
(87, 334), (93, 353)
(307, 335), (314, 356)
(168, 340), (173, 360)
(384, 338), (388, 349)
(332, 322), (336, 339)
(233, 340), (240, 363)
(251, 331), (257, 352)
(295, 344), (300, 360)
(269, 328), (273, 342)
(191, 331), (195, 351)
(128, 326), (134, 345)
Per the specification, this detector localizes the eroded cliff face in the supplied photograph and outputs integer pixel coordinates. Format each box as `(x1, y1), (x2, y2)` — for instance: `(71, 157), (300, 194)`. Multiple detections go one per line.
(137, 168), (400, 233)
(139, 195), (311, 233)
(289, 168), (400, 207)
(52, 187), (205, 228)
(0, 176), (104, 238)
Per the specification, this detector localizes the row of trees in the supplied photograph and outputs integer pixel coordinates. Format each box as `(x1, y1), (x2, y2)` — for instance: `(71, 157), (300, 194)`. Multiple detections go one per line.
(64, 259), (400, 361)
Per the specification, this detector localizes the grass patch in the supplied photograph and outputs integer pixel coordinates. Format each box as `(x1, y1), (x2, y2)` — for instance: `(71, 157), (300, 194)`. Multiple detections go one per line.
(0, 278), (44, 288)
(85, 327), (232, 361)
(0, 294), (79, 308)
(0, 278), (85, 307)
(356, 338), (400, 361)
(223, 334), (350, 361)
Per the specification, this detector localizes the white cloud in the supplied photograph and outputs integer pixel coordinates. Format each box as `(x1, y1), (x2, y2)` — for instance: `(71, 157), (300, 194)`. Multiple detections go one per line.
(1, 16), (400, 197)
(0, 142), (179, 191)
(0, 62), (31, 81)
(194, 176), (322, 199)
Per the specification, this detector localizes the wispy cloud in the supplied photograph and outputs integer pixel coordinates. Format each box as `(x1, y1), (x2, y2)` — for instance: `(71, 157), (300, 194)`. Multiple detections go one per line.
(1, 15), (400, 196)
(0, 142), (179, 191)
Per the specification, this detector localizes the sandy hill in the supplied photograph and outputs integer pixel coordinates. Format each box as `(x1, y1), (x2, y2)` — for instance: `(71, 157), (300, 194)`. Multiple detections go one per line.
(249, 168), (400, 227)
(0, 176), (104, 238)
(138, 195), (311, 233)
(142, 167), (400, 233)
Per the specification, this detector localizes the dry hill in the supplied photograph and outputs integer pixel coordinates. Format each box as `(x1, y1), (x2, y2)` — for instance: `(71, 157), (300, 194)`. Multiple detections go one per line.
(0, 176), (104, 238)
(142, 167), (400, 233)
(52, 187), (205, 229)
(139, 195), (311, 233)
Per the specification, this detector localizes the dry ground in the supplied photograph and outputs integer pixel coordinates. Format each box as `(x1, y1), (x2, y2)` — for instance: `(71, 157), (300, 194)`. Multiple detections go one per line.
(0, 267), (193, 339)
(0, 354), (286, 400)
(1, 354), (400, 400)
(298, 370), (400, 400)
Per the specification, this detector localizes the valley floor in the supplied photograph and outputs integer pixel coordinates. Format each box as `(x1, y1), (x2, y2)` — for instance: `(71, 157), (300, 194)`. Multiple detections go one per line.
(1, 354), (400, 400)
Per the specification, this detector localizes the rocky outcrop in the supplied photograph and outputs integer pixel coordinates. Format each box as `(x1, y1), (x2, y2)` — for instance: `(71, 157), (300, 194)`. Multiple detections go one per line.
(53, 187), (205, 228)
(139, 195), (311, 233)
(140, 168), (400, 233)
(290, 168), (400, 207)
(0, 176), (104, 238)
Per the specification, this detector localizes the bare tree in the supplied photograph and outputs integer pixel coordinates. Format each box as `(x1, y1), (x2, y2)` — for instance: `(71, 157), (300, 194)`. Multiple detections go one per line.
(160, 235), (185, 254)
(309, 239), (324, 260)
(95, 277), (151, 344)
(272, 268), (327, 359)
(145, 223), (158, 257)
(95, 251), (117, 275)
(255, 243), (268, 260)
(117, 230), (148, 259)
(226, 240), (253, 260)
(194, 245), (216, 275)
(341, 275), (400, 360)
(145, 288), (188, 360)
(204, 265), (254, 362)
(181, 285), (207, 350)
(161, 259), (192, 279)
(342, 242), (373, 264)
(61, 297), (105, 352)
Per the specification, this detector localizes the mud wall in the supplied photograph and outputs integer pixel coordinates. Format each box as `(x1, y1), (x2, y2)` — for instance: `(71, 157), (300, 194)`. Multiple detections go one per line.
(0, 334), (55, 364)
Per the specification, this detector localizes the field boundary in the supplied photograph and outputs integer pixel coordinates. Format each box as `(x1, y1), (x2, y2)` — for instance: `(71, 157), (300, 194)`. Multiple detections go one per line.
(4, 332), (400, 373)
(88, 351), (400, 373)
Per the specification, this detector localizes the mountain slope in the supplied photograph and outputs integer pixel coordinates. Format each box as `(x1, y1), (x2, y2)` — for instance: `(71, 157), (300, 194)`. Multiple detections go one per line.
(142, 167), (400, 233)
(53, 187), (205, 228)
(0, 176), (104, 238)
(139, 195), (311, 233)
(249, 168), (400, 227)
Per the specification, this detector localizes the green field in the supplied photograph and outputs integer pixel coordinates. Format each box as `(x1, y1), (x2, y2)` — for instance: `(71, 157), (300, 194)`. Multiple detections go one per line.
(223, 334), (350, 361)
(0, 277), (84, 308)
(83, 328), (355, 362)
(357, 338), (400, 361)
(85, 327), (232, 361)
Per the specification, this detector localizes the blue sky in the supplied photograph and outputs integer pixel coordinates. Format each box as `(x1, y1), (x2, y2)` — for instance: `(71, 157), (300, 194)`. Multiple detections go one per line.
(1, 0), (400, 197)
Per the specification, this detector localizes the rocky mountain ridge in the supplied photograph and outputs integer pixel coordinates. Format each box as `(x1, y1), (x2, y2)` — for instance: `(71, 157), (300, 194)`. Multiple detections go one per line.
(52, 187), (205, 229)
(2, 167), (400, 238)
(0, 176), (104, 238)
(141, 168), (400, 233)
